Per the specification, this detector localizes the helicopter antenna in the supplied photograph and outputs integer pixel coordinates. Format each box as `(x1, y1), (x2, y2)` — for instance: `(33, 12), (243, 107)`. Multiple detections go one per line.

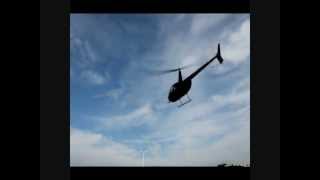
(178, 69), (183, 82)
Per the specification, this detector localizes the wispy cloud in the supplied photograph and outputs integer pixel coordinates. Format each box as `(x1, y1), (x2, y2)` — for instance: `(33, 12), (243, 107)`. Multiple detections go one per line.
(223, 18), (250, 64)
(190, 14), (230, 35)
(71, 113), (249, 166)
(70, 128), (141, 166)
(101, 104), (155, 130)
(71, 37), (99, 68)
(70, 14), (250, 166)
(93, 88), (124, 100)
(71, 72), (250, 166)
(81, 70), (109, 85)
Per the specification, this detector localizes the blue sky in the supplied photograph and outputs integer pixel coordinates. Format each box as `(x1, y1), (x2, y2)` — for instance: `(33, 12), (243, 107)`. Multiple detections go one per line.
(70, 14), (250, 166)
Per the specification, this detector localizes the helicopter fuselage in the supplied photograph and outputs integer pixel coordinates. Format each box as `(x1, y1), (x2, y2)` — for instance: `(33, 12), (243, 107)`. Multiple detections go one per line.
(167, 43), (224, 104)
(168, 79), (192, 102)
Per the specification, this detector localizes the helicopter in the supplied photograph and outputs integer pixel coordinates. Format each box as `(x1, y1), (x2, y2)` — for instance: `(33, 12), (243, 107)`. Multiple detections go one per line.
(162, 44), (224, 107)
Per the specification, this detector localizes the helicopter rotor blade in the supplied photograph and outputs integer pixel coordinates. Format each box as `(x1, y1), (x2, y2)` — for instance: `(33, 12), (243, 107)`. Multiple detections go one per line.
(148, 63), (197, 75)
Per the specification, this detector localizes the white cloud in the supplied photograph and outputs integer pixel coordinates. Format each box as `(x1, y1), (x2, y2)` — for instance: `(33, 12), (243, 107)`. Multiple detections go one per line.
(70, 128), (141, 166)
(153, 14), (249, 81)
(190, 14), (230, 35)
(148, 123), (249, 166)
(147, 75), (250, 138)
(83, 41), (98, 63)
(102, 104), (155, 130)
(211, 84), (250, 108)
(93, 88), (124, 100)
(223, 18), (250, 64)
(70, 74), (250, 166)
(70, 14), (250, 166)
(71, 36), (99, 67)
(70, 113), (249, 166)
(81, 70), (109, 85)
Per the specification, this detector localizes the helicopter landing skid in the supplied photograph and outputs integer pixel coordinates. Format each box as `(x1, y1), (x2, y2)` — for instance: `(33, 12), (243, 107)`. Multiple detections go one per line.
(178, 95), (192, 107)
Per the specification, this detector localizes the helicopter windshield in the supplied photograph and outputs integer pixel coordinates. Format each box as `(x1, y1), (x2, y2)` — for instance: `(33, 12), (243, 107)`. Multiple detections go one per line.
(170, 86), (176, 93)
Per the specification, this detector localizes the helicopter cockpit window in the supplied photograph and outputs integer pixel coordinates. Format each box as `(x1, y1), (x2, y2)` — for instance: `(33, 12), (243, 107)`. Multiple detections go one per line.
(170, 86), (175, 93)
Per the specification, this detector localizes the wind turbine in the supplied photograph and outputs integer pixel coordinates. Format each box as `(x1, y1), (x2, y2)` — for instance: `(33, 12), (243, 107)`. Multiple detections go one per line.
(140, 138), (150, 167)
(141, 150), (146, 167)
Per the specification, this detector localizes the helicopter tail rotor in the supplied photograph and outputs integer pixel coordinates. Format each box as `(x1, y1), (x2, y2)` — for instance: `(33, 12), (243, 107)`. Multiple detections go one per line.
(216, 43), (224, 64)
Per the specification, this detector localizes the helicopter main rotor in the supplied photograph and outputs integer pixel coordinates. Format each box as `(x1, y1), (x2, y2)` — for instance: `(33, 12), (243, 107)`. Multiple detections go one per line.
(151, 64), (195, 75)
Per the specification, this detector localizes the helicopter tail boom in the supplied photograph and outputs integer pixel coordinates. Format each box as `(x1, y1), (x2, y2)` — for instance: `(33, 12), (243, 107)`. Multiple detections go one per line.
(185, 44), (224, 80)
